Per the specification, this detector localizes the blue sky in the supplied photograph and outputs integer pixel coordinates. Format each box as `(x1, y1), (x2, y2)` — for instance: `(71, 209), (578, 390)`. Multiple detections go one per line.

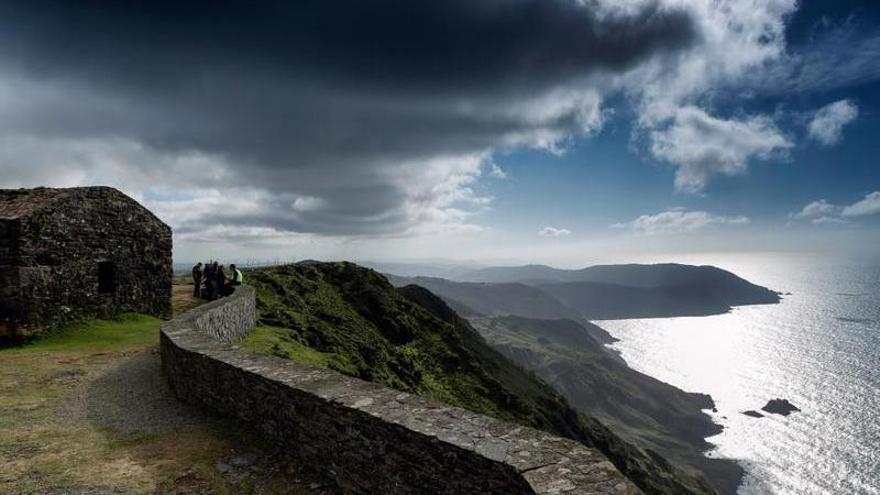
(0, 1), (878, 264)
(472, 1), (880, 261)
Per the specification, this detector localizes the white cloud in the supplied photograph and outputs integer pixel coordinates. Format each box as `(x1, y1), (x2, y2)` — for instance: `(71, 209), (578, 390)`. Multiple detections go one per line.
(808, 100), (859, 146)
(650, 106), (792, 193)
(793, 199), (842, 220)
(811, 216), (849, 226)
(623, 0), (797, 192)
(791, 192), (880, 225)
(538, 226), (572, 237)
(841, 191), (880, 217)
(613, 209), (750, 235)
(487, 162), (508, 179)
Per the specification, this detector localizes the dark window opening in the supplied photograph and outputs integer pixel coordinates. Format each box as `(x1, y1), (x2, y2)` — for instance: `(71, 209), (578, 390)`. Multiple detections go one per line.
(98, 261), (116, 294)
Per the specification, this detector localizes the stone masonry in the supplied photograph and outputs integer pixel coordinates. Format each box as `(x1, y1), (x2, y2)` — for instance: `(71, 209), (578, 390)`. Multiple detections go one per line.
(0, 187), (172, 341)
(160, 286), (641, 495)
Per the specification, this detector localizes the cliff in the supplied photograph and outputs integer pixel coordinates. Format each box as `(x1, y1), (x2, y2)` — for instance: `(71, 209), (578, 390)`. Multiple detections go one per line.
(243, 262), (719, 494)
(470, 316), (743, 494)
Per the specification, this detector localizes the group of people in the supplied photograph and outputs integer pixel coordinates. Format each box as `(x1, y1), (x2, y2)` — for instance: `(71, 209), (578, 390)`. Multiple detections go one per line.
(191, 261), (243, 300)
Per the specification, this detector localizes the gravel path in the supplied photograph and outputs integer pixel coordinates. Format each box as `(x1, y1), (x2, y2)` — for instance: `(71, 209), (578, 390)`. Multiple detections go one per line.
(55, 349), (209, 434)
(40, 348), (338, 495)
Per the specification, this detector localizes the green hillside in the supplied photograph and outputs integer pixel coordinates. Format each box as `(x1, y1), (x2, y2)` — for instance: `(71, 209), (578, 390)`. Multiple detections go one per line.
(242, 262), (720, 495)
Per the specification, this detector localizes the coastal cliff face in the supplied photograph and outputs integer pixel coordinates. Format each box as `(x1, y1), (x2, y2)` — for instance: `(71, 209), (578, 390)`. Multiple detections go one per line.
(385, 266), (769, 493)
(470, 316), (743, 494)
(244, 262), (719, 494)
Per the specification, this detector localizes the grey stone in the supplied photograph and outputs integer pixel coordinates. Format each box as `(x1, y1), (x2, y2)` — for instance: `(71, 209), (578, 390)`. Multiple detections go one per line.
(0, 186), (172, 342)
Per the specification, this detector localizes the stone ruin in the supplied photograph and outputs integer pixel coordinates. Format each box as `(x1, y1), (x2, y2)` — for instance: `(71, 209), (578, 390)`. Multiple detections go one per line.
(0, 186), (172, 342)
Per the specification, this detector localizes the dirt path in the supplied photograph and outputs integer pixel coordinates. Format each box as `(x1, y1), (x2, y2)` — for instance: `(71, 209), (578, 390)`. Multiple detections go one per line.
(0, 286), (340, 495)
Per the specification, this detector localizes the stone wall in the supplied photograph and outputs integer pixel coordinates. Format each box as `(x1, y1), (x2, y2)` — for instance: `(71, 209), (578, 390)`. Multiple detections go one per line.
(161, 286), (640, 495)
(193, 289), (256, 343)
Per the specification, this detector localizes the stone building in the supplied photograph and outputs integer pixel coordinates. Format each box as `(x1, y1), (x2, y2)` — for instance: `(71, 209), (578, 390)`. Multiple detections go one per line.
(0, 187), (172, 342)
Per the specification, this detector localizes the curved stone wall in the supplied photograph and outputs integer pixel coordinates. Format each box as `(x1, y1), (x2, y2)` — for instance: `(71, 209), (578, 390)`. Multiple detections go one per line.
(160, 286), (639, 495)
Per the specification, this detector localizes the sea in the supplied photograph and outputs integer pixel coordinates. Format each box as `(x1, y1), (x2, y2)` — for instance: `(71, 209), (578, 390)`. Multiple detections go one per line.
(595, 253), (880, 495)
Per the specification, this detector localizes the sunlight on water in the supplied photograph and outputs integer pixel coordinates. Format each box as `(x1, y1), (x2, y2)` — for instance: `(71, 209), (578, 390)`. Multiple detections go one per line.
(595, 253), (880, 495)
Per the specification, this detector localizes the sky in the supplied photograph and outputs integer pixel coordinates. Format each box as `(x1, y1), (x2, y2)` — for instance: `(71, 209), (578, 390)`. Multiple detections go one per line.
(0, 1), (878, 266)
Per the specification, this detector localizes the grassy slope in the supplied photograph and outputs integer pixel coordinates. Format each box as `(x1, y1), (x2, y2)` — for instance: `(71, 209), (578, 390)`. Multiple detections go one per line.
(244, 262), (718, 495)
(471, 315), (743, 494)
(244, 262), (584, 433)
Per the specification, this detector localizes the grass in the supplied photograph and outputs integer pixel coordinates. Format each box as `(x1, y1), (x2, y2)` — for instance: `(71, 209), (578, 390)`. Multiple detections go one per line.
(241, 325), (357, 375)
(245, 263), (590, 433)
(0, 285), (328, 494)
(172, 283), (205, 317)
(0, 313), (161, 355)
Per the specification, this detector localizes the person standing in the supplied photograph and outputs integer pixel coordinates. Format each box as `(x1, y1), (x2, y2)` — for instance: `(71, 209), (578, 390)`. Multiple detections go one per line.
(204, 261), (216, 300)
(191, 262), (203, 298)
(230, 264), (243, 286)
(211, 261), (221, 300)
(216, 264), (227, 298)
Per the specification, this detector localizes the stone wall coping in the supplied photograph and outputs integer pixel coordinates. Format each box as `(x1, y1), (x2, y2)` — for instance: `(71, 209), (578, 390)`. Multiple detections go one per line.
(161, 285), (640, 495)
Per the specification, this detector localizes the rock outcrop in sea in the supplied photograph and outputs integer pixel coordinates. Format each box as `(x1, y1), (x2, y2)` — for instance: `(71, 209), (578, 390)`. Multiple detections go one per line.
(761, 398), (800, 416)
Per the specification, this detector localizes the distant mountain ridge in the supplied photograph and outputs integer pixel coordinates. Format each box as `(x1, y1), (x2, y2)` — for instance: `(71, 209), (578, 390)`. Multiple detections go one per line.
(539, 280), (773, 320)
(384, 274), (581, 320)
(457, 263), (780, 319)
(388, 263), (779, 322)
(460, 262), (776, 290)
(384, 274), (615, 343)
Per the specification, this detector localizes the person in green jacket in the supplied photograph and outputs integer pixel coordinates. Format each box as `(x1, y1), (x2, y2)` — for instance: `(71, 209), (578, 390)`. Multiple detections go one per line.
(230, 264), (243, 286)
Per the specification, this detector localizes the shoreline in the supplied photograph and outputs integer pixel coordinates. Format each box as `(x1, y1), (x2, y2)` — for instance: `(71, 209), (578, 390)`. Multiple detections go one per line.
(595, 321), (750, 495)
(601, 341), (745, 495)
(472, 315), (746, 494)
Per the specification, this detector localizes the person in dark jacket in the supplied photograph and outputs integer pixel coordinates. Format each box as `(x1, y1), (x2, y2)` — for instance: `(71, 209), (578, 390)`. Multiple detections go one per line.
(212, 262), (222, 300)
(219, 264), (229, 297)
(191, 262), (203, 298)
(204, 261), (216, 300)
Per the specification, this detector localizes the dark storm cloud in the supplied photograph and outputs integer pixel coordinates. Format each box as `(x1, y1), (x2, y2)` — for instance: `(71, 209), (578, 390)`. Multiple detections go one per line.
(0, 0), (697, 235)
(1, 0), (694, 93)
